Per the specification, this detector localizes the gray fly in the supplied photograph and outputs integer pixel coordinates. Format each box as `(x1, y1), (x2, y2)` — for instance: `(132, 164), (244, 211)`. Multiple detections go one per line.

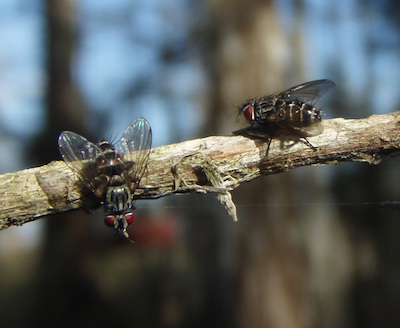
(237, 79), (335, 149)
(58, 117), (152, 239)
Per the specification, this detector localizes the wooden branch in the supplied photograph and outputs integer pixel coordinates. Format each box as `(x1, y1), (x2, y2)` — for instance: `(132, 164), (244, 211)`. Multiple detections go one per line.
(1, 112), (400, 230)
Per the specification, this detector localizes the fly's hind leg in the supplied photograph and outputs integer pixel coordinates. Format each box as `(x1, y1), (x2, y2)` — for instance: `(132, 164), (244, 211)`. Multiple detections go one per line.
(301, 137), (317, 150)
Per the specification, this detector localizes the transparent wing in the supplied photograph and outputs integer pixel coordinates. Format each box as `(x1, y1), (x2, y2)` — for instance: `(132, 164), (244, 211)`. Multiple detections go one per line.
(286, 121), (324, 137)
(115, 117), (152, 191)
(58, 131), (104, 192)
(280, 79), (335, 105)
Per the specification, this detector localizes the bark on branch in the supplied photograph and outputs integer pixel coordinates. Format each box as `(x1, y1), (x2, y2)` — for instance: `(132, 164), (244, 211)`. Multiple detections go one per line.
(1, 112), (400, 230)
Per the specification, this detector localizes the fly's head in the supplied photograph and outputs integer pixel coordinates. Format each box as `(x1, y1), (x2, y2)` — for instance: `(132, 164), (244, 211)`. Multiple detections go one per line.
(104, 212), (135, 239)
(238, 98), (256, 123)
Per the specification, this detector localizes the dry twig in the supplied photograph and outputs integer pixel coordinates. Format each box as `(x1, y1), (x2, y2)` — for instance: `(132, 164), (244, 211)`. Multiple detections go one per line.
(1, 112), (400, 230)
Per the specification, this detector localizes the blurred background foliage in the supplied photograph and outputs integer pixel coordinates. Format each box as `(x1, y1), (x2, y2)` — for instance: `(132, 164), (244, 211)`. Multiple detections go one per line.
(1, 0), (400, 327)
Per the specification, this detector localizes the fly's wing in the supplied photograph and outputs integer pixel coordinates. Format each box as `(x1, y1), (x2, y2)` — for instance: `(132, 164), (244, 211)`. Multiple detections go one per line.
(58, 131), (107, 196)
(280, 79), (335, 105)
(285, 120), (324, 137)
(115, 117), (152, 192)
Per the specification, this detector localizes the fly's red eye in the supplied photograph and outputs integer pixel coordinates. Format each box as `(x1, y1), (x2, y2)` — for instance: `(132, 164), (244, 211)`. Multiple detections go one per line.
(125, 213), (135, 225)
(244, 106), (253, 121)
(243, 100), (255, 122)
(104, 215), (116, 227)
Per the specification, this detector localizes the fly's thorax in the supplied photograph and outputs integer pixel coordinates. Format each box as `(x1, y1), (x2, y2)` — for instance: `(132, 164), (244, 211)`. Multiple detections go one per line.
(253, 97), (278, 123)
(98, 140), (115, 156)
(95, 140), (116, 176)
(97, 140), (126, 173)
(105, 175), (132, 213)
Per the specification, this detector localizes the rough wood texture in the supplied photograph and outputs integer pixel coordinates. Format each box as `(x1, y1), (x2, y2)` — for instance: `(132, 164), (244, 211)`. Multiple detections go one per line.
(1, 112), (400, 230)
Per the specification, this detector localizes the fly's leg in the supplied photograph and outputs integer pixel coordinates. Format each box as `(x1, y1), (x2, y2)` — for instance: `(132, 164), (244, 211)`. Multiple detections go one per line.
(265, 137), (273, 157)
(301, 137), (317, 150)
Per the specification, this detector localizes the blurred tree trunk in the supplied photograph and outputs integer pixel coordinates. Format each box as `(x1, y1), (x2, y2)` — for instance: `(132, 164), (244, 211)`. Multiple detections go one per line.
(30, 1), (109, 327)
(204, 1), (353, 327)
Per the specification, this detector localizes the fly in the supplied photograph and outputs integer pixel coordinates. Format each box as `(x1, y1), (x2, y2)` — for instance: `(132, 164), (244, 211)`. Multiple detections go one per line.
(238, 79), (335, 148)
(58, 117), (152, 239)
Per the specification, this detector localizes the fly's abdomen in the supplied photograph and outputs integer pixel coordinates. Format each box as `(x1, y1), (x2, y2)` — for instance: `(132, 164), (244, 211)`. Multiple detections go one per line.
(283, 100), (322, 126)
(254, 98), (320, 126)
(106, 175), (132, 213)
